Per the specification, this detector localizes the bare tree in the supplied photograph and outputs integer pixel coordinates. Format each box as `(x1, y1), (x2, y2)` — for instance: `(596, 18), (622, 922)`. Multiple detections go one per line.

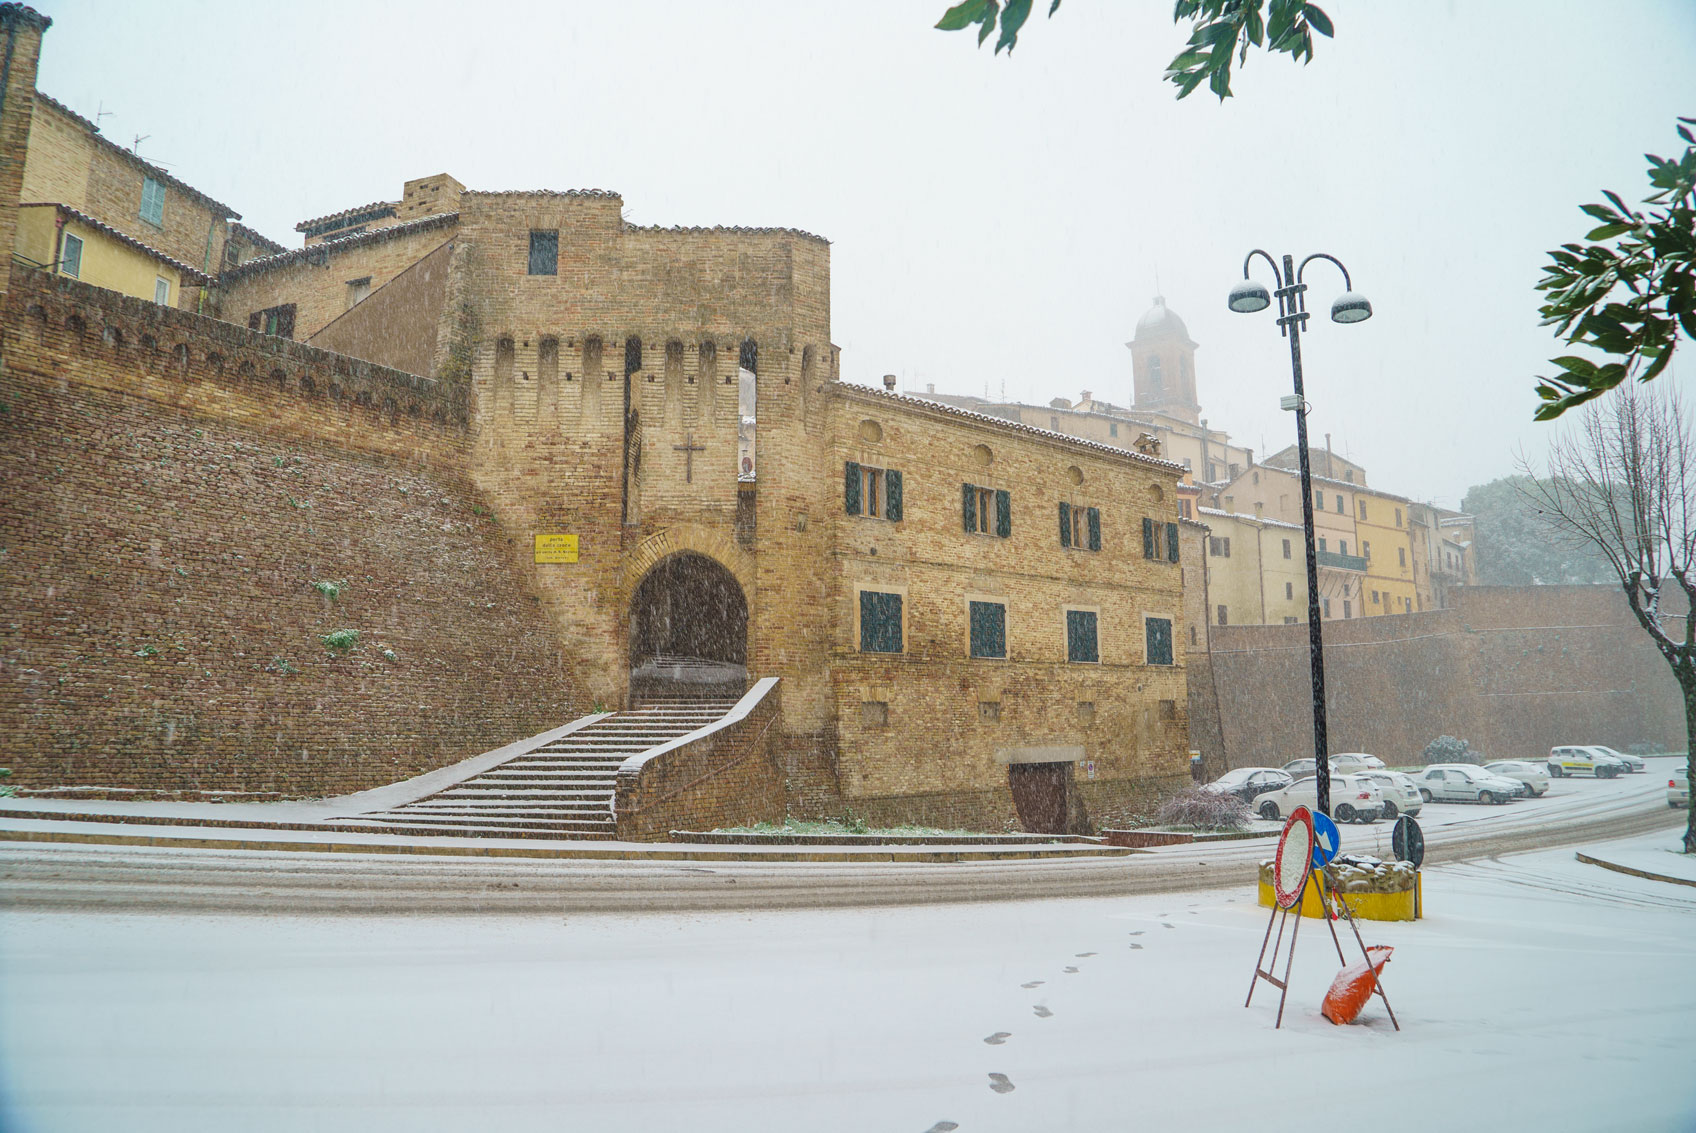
(1523, 386), (1696, 851)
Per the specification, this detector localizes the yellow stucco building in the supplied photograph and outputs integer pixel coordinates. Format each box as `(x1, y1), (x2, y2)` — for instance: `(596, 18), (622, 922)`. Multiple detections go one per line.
(14, 201), (206, 304)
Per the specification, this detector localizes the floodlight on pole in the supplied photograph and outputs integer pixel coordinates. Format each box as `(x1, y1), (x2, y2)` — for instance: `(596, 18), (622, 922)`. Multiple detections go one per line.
(1226, 249), (1371, 820)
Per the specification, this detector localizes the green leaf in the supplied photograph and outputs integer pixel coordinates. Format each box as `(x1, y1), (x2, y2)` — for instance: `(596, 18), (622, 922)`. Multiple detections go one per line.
(1580, 203), (1619, 223)
(1586, 223), (1632, 241)
(995, 0), (1033, 53)
(936, 0), (995, 31)
(1303, 3), (1334, 37)
(1551, 355), (1598, 377)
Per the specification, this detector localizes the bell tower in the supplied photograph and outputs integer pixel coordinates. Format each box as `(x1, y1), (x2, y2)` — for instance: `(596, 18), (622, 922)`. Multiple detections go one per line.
(1126, 296), (1201, 426)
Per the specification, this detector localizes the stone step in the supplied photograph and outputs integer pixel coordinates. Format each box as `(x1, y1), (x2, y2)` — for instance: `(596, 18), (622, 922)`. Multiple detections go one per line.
(324, 819), (615, 839)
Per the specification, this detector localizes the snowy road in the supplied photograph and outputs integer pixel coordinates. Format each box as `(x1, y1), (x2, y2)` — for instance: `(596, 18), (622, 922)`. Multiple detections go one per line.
(1, 831), (1692, 1133)
(0, 763), (1681, 914)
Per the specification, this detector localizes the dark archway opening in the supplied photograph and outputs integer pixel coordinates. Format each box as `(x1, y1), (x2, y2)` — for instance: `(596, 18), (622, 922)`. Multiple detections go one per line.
(628, 552), (749, 700)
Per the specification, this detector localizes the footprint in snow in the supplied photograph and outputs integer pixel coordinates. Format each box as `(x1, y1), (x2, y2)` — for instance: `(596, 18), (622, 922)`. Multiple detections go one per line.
(925, 1124), (960, 1132)
(1127, 930), (1145, 936)
(988, 1073), (1016, 1094)
(1161, 922), (1175, 929)
(1021, 980), (1044, 988)
(1128, 943), (1143, 950)
(983, 1032), (1011, 1045)
(1076, 951), (1097, 957)
(1033, 1005), (1053, 1018)
(1063, 966), (1079, 973)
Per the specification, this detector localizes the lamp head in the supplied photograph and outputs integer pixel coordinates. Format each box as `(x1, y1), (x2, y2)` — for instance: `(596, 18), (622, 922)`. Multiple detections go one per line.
(1330, 291), (1372, 324)
(1228, 279), (1272, 314)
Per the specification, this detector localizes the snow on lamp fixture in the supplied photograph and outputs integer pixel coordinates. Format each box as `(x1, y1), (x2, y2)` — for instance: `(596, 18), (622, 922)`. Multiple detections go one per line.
(1331, 291), (1373, 324)
(1228, 279), (1272, 313)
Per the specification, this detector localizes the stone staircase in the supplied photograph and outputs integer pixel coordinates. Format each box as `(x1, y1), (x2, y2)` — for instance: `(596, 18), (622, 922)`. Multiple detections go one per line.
(324, 699), (741, 840)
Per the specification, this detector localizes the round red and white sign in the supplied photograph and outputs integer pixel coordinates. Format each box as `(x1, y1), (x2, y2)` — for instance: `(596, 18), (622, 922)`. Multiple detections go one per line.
(1273, 806), (1316, 909)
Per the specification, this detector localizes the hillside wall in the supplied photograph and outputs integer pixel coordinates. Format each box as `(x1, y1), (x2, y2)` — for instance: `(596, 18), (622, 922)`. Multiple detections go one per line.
(0, 268), (581, 796)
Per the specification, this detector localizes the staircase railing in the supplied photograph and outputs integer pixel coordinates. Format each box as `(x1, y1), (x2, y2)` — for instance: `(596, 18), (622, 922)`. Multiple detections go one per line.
(613, 677), (782, 841)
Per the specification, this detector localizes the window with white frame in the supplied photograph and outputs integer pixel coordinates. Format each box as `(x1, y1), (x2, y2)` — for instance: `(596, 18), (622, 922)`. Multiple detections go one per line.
(140, 176), (166, 226)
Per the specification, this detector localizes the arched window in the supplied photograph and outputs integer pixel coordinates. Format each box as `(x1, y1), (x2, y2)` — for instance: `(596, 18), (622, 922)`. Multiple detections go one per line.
(1149, 355), (1164, 390)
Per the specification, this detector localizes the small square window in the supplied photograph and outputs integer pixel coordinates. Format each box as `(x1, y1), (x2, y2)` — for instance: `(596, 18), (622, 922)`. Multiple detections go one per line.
(1077, 701), (1096, 724)
(60, 232), (83, 277)
(860, 701), (889, 727)
(1066, 609), (1099, 663)
(153, 277), (170, 305)
(859, 591), (903, 653)
(528, 230), (559, 275)
(347, 277), (372, 307)
(979, 701), (1001, 723)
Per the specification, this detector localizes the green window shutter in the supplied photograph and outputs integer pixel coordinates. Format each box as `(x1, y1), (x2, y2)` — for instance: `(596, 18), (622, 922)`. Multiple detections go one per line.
(1087, 507), (1101, 551)
(885, 469), (903, 522)
(1166, 521), (1180, 562)
(962, 482), (976, 532)
(1058, 502), (1072, 548)
(969, 600), (1006, 659)
(1066, 610), (1099, 663)
(844, 462), (862, 515)
(1146, 616), (1173, 665)
(860, 591), (903, 653)
(1142, 517), (1155, 559)
(995, 489), (1011, 537)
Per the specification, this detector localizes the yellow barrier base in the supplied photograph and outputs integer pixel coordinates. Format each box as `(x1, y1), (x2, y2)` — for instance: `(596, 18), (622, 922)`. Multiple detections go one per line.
(1257, 873), (1421, 921)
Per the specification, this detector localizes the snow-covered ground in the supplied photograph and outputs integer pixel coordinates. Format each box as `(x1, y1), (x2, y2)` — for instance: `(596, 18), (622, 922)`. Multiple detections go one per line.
(1, 831), (1692, 1133)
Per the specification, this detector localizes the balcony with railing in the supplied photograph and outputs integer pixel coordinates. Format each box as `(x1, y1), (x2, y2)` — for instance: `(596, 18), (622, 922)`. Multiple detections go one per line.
(1316, 549), (1369, 572)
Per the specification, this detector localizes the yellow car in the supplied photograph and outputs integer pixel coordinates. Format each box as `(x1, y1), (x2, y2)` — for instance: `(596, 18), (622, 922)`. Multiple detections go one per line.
(1547, 745), (1629, 779)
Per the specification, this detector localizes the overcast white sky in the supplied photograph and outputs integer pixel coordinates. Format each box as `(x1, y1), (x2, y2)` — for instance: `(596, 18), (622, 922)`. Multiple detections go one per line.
(36, 1), (1695, 507)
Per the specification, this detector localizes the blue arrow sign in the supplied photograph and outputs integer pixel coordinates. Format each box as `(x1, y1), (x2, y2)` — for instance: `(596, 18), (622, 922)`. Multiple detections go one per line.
(1311, 812), (1340, 868)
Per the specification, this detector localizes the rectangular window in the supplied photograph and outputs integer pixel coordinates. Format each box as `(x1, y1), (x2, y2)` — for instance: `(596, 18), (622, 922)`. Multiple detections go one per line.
(1359, 499), (1368, 519)
(60, 232), (82, 277)
(1286, 581), (1294, 599)
(1057, 503), (1100, 550)
(140, 176), (165, 226)
(963, 483), (1009, 537)
(1343, 599), (1353, 618)
(1319, 537), (1328, 552)
(1166, 521), (1180, 562)
(1066, 609), (1099, 663)
(859, 591), (903, 653)
(969, 600), (1006, 659)
(1050, 415), (1060, 430)
(1339, 541), (1349, 556)
(347, 277), (372, 307)
(1217, 604), (1229, 626)
(153, 277), (170, 305)
(1145, 616), (1173, 666)
(1398, 547), (1407, 568)
(1323, 597), (1332, 617)
(248, 303), (297, 340)
(528, 229), (559, 275)
(1395, 507), (1403, 527)
(1315, 490), (1323, 510)
(1284, 616), (1299, 625)
(1109, 422), (1119, 437)
(845, 462), (902, 521)
(1363, 541), (1371, 560)
(1283, 538), (1292, 559)
(1373, 590), (1381, 604)
(1336, 494), (1345, 513)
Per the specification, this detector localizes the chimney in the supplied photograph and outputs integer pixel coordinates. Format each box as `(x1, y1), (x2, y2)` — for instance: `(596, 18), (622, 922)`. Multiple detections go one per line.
(1080, 389), (1092, 404)
(882, 374), (897, 391)
(926, 383), (935, 394)
(0, 4), (51, 298)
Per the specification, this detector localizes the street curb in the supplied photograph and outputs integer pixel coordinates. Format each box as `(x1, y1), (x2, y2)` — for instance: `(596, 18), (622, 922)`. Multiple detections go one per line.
(1574, 850), (1696, 889)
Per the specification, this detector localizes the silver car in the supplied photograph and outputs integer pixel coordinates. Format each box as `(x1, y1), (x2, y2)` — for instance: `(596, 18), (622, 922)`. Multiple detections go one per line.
(1415, 764), (1522, 805)
(1482, 760), (1552, 798)
(1585, 745), (1646, 773)
(1358, 770), (1423, 819)
(1670, 765), (1690, 809)
(1255, 773), (1386, 824)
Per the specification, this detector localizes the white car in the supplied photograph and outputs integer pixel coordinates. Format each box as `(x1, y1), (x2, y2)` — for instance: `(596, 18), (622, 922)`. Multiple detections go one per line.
(1329, 752), (1388, 773)
(1548, 745), (1630, 779)
(1585, 745), (1646, 773)
(1415, 764), (1522, 804)
(1481, 760), (1551, 798)
(1255, 774), (1385, 824)
(1358, 770), (1423, 819)
(1671, 765), (1690, 809)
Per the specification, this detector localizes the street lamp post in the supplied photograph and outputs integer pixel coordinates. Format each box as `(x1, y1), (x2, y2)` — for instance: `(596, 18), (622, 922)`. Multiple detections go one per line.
(1227, 251), (1371, 819)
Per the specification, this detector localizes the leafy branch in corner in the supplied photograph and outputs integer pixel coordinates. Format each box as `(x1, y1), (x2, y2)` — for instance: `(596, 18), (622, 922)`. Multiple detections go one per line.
(1534, 116), (1696, 422)
(933, 0), (1335, 102)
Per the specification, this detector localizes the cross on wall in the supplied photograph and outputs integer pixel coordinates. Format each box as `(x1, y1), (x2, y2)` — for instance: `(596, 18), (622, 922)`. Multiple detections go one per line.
(673, 433), (706, 483)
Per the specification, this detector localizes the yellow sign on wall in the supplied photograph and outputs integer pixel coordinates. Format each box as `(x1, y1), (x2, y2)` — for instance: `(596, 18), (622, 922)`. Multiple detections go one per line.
(534, 534), (579, 564)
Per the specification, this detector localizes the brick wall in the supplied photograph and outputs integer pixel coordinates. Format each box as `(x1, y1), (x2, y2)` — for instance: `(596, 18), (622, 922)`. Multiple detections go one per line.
(614, 680), (784, 840)
(0, 6), (47, 295)
(1195, 585), (1685, 768)
(0, 267), (581, 796)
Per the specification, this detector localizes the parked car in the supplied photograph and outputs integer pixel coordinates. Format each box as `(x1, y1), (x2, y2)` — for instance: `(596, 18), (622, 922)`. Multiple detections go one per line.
(1255, 774), (1385, 824)
(1670, 765), (1690, 809)
(1415, 764), (1522, 804)
(1585, 745), (1646, 773)
(1202, 767), (1294, 804)
(1357, 770), (1423, 819)
(1329, 752), (1388, 773)
(1481, 760), (1552, 798)
(1281, 758), (1319, 778)
(1548, 745), (1630, 778)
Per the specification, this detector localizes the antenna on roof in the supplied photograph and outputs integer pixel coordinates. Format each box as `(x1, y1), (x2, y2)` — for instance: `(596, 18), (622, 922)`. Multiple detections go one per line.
(93, 101), (111, 133)
(131, 133), (149, 155)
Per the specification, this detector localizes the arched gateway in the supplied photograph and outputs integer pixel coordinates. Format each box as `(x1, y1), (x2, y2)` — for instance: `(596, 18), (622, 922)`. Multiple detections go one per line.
(628, 551), (749, 700)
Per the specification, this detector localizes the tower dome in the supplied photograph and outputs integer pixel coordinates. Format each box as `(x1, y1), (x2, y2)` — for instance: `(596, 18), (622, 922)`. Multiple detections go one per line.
(1133, 296), (1194, 345)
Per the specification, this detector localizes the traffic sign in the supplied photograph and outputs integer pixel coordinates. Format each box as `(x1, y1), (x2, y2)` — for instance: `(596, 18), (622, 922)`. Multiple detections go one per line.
(1273, 807), (1316, 909)
(1391, 815), (1425, 869)
(1311, 811), (1341, 868)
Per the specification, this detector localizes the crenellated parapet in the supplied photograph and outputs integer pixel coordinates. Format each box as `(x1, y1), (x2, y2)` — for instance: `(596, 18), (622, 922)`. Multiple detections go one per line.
(3, 266), (471, 447)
